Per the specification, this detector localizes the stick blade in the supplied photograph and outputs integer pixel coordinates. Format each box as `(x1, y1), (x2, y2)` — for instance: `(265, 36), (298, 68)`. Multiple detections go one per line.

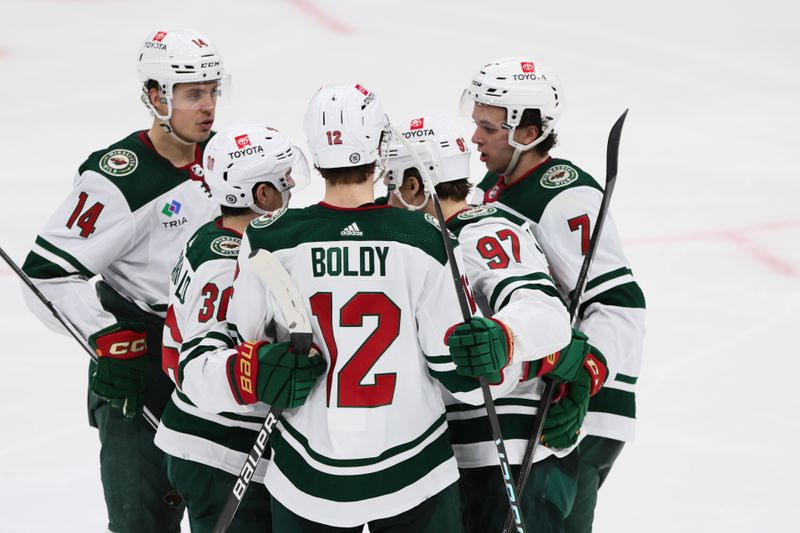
(248, 248), (313, 354)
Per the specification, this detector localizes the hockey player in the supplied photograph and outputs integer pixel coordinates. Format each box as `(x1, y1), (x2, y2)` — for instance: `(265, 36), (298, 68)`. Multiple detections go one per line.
(155, 125), (310, 532)
(225, 84), (517, 532)
(20, 29), (228, 532)
(384, 115), (609, 531)
(462, 57), (647, 532)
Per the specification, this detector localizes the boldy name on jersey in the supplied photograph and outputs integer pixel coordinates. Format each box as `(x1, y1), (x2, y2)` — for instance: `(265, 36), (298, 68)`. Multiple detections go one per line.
(311, 245), (388, 277)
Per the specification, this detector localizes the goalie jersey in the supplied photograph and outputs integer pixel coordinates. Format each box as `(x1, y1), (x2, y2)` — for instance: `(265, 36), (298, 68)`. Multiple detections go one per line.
(228, 203), (518, 527)
(154, 217), (268, 482)
(473, 158), (647, 443)
(21, 131), (218, 337)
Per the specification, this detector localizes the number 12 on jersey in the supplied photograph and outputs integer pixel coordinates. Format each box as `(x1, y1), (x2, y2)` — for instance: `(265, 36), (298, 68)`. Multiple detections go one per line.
(310, 292), (399, 408)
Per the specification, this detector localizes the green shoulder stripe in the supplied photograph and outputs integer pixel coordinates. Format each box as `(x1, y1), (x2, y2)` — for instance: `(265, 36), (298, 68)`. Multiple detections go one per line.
(491, 159), (603, 224)
(78, 131), (214, 212)
(447, 205), (527, 237)
(246, 204), (450, 266)
(185, 219), (241, 271)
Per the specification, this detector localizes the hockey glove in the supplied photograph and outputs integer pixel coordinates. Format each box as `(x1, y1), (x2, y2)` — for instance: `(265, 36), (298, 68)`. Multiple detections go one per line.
(540, 338), (608, 450)
(228, 341), (326, 409)
(88, 322), (149, 420)
(535, 329), (608, 393)
(446, 316), (513, 383)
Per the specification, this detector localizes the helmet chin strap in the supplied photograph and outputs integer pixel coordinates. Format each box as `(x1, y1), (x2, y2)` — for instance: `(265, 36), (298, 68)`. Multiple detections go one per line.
(158, 119), (196, 147)
(503, 147), (523, 178)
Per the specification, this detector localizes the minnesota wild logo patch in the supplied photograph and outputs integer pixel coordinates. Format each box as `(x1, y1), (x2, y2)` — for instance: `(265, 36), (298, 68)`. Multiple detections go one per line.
(457, 205), (497, 221)
(250, 207), (287, 229)
(99, 149), (138, 177)
(210, 235), (241, 257)
(424, 213), (457, 240)
(540, 165), (579, 189)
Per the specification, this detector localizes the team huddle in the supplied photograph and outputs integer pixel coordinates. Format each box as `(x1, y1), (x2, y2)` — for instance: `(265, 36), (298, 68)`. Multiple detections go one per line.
(20, 29), (646, 533)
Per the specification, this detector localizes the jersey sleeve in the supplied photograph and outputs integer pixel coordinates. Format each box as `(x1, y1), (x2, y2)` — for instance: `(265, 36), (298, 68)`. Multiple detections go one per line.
(537, 186), (646, 376)
(21, 170), (135, 337)
(164, 250), (246, 414)
(416, 243), (520, 405)
(459, 217), (572, 364)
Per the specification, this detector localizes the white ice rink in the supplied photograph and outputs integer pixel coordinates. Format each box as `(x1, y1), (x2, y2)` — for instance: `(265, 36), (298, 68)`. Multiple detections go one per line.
(1, 0), (799, 531)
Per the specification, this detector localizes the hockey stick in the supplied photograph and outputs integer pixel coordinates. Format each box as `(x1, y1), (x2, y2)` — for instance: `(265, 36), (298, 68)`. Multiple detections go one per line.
(390, 127), (527, 532)
(502, 109), (628, 532)
(213, 247), (313, 533)
(0, 246), (160, 430)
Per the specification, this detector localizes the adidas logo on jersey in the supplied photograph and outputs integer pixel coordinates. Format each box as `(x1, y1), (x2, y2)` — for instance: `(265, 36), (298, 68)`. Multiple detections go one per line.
(340, 223), (363, 236)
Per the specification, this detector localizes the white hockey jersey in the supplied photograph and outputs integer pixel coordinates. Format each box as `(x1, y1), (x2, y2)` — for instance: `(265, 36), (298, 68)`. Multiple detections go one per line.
(228, 203), (518, 527)
(21, 131), (219, 338)
(473, 158), (647, 442)
(154, 217), (268, 482)
(444, 205), (574, 467)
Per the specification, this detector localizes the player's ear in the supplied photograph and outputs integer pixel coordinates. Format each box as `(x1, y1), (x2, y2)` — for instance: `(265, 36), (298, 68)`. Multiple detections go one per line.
(514, 124), (539, 146)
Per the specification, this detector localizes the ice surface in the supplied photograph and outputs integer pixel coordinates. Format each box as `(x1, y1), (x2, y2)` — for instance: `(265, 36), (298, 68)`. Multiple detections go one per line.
(1, 0), (799, 531)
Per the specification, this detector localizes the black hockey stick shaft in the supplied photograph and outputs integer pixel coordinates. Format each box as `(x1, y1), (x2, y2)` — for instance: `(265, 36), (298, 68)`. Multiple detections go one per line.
(0, 245), (160, 430)
(502, 109), (628, 532)
(213, 333), (312, 533)
(213, 249), (314, 533)
(389, 124), (526, 531)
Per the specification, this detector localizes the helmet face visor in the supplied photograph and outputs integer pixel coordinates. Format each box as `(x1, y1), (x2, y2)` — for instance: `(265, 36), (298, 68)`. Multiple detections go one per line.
(276, 146), (311, 193)
(169, 75), (231, 110)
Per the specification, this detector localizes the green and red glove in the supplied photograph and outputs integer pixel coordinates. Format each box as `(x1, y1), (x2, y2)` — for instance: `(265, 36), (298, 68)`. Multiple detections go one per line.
(88, 322), (149, 420)
(535, 329), (608, 449)
(228, 341), (326, 409)
(446, 316), (514, 384)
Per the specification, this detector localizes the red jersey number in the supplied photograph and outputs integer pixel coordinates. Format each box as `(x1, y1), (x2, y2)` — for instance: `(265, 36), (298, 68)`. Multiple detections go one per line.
(66, 191), (105, 238)
(310, 292), (399, 408)
(568, 214), (590, 255)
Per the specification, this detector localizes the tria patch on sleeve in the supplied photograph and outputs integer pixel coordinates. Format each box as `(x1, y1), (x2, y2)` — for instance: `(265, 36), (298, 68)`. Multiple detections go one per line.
(250, 207), (287, 229)
(540, 164), (579, 189)
(210, 235), (241, 257)
(99, 149), (139, 177)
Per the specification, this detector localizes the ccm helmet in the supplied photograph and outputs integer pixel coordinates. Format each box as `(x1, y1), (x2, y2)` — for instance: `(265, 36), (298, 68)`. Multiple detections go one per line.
(137, 29), (229, 123)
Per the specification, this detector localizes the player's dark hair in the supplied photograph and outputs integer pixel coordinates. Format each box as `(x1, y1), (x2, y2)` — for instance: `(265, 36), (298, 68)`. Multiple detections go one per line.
(518, 108), (558, 155)
(220, 183), (277, 216)
(317, 162), (376, 186)
(402, 168), (472, 203)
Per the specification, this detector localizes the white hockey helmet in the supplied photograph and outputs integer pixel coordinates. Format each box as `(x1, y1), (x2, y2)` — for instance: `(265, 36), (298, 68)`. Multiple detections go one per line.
(303, 83), (390, 169)
(385, 116), (471, 210)
(459, 56), (563, 152)
(137, 29), (230, 122)
(203, 125), (310, 214)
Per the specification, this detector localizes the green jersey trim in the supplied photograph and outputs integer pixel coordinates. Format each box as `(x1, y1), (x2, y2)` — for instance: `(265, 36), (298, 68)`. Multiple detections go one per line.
(21, 252), (71, 280)
(159, 401), (268, 457)
(271, 418), (454, 502)
(488, 272), (557, 310)
(246, 204), (451, 266)
(448, 412), (535, 445)
(579, 281), (646, 317)
(280, 414), (446, 468)
(587, 387), (635, 418)
(584, 267), (633, 292)
(35, 236), (94, 278)
(615, 373), (638, 385)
